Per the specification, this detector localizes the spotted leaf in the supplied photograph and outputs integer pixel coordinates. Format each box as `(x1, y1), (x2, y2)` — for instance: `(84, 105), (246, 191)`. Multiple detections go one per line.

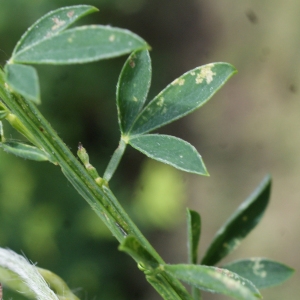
(129, 63), (236, 135)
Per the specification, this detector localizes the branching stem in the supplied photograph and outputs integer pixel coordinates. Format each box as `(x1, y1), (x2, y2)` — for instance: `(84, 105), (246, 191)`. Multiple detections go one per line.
(0, 68), (193, 300)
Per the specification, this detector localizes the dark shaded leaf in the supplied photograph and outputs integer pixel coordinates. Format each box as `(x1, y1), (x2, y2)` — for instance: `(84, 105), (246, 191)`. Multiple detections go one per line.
(117, 49), (151, 134)
(201, 175), (271, 266)
(187, 209), (201, 264)
(187, 209), (202, 300)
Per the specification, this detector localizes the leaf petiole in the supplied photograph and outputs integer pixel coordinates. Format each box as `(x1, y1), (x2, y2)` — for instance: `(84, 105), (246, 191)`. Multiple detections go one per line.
(103, 138), (127, 182)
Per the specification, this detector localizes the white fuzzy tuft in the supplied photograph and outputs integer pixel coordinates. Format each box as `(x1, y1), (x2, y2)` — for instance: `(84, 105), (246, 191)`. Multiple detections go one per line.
(0, 248), (58, 300)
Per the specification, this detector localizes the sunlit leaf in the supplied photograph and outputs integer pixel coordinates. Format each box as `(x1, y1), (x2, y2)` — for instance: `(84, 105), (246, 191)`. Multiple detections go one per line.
(5, 64), (40, 104)
(129, 134), (208, 175)
(117, 49), (151, 134)
(201, 175), (272, 266)
(163, 264), (261, 300)
(223, 258), (294, 289)
(187, 209), (201, 264)
(129, 63), (236, 135)
(12, 5), (98, 56)
(0, 141), (48, 161)
(12, 26), (148, 64)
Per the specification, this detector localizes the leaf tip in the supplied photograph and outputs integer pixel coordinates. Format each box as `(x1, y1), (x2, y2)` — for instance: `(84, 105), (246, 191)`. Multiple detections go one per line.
(203, 170), (210, 177)
(196, 160), (209, 177)
(91, 6), (100, 13)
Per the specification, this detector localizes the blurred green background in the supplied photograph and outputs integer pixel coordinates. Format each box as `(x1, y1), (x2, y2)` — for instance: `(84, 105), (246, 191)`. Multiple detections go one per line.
(0, 0), (300, 299)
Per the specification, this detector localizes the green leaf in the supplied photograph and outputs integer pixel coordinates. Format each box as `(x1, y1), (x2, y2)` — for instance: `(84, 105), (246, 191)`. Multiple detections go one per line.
(12, 26), (148, 64)
(163, 264), (261, 300)
(0, 141), (48, 161)
(129, 134), (208, 175)
(223, 258), (294, 289)
(117, 49), (151, 134)
(5, 64), (40, 104)
(187, 209), (201, 264)
(38, 267), (80, 300)
(12, 5), (98, 56)
(119, 235), (159, 270)
(129, 63), (236, 135)
(201, 175), (272, 266)
(187, 209), (202, 300)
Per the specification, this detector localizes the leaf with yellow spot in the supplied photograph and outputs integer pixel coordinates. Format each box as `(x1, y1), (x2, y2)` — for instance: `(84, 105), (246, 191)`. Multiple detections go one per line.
(6, 5), (148, 103)
(223, 258), (294, 290)
(129, 63), (236, 135)
(12, 26), (147, 64)
(12, 5), (98, 57)
(163, 264), (262, 300)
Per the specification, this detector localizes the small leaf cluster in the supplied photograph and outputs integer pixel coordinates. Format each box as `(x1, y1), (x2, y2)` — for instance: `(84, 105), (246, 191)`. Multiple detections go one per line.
(120, 176), (293, 300)
(116, 50), (236, 175)
(0, 5), (147, 163)
(5, 5), (147, 104)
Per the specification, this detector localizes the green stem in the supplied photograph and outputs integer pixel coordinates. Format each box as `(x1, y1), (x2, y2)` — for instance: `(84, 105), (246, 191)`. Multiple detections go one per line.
(103, 138), (127, 182)
(0, 69), (193, 300)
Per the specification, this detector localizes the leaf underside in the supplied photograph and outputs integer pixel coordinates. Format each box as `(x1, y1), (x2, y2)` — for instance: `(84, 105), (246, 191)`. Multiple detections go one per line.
(129, 134), (208, 175)
(0, 141), (48, 161)
(5, 64), (40, 104)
